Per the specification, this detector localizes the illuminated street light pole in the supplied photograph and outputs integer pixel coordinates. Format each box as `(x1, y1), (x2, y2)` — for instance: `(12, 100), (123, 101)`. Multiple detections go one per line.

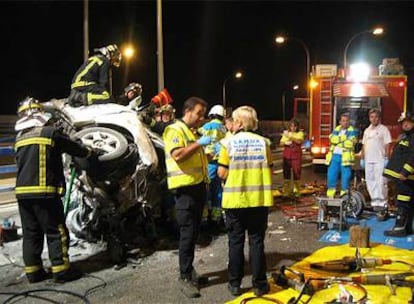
(275, 36), (310, 99)
(222, 71), (243, 110)
(343, 27), (384, 76)
(83, 0), (89, 62)
(281, 84), (299, 127)
(156, 0), (165, 91)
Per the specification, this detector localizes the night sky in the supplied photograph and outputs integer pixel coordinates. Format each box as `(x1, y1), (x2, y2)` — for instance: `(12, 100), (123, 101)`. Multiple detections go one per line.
(2, 1), (414, 120)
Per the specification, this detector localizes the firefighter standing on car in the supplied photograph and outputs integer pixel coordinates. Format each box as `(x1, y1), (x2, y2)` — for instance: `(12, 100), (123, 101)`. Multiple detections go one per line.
(163, 97), (211, 298)
(325, 113), (358, 198)
(217, 105), (273, 297)
(279, 118), (304, 196)
(14, 97), (97, 283)
(68, 44), (122, 106)
(198, 104), (227, 229)
(383, 112), (414, 237)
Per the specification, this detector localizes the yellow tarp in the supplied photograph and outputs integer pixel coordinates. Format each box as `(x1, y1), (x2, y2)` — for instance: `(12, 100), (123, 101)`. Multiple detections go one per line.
(226, 244), (414, 304)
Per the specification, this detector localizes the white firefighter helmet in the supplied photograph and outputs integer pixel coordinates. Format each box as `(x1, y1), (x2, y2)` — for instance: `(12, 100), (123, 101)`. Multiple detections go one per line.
(208, 104), (225, 117)
(15, 97), (52, 131)
(95, 44), (122, 67)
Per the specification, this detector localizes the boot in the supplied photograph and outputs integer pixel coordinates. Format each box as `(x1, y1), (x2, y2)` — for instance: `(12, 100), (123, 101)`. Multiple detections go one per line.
(293, 181), (300, 196)
(282, 180), (291, 196)
(384, 208), (411, 237)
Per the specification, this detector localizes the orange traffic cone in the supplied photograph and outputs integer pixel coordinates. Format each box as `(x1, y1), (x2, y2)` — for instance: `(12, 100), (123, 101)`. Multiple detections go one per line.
(151, 88), (173, 106)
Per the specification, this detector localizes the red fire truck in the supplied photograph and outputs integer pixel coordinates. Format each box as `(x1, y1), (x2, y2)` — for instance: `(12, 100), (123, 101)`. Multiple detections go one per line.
(294, 61), (407, 167)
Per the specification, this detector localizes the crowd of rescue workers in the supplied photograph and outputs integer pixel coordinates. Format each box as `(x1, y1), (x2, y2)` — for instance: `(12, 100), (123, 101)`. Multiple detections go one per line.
(12, 44), (414, 299)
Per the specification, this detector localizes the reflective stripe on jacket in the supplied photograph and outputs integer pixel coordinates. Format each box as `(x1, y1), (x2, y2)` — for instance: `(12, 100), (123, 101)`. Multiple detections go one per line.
(71, 55), (110, 90)
(164, 120), (208, 189)
(198, 118), (226, 161)
(384, 130), (414, 180)
(280, 130), (304, 160)
(221, 131), (273, 208)
(15, 126), (89, 199)
(325, 125), (358, 166)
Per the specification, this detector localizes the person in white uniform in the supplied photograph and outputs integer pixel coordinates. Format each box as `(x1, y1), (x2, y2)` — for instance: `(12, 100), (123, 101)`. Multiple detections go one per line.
(360, 108), (392, 209)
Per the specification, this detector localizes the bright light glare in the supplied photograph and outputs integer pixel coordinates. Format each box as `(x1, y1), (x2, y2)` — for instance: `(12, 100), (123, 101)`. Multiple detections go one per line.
(350, 83), (364, 97)
(372, 27), (384, 35)
(309, 79), (319, 89)
(123, 46), (135, 59)
(235, 72), (243, 79)
(275, 36), (285, 44)
(399, 81), (405, 87)
(293, 85), (299, 90)
(349, 62), (370, 81)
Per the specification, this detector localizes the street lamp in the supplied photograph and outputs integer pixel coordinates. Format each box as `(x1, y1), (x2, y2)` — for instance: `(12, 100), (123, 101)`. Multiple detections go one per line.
(343, 27), (384, 75)
(282, 84), (299, 127)
(222, 71), (243, 110)
(123, 45), (135, 59)
(275, 35), (311, 99)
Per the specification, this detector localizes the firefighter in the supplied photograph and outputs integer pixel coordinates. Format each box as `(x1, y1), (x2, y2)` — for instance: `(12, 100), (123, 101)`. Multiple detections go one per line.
(383, 112), (414, 237)
(279, 119), (304, 196)
(14, 97), (98, 283)
(68, 44), (122, 106)
(198, 104), (227, 229)
(217, 105), (273, 297)
(117, 82), (143, 107)
(163, 97), (211, 298)
(325, 113), (358, 198)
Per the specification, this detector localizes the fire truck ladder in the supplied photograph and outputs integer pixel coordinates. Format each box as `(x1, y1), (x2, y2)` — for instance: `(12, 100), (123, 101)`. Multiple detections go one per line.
(320, 78), (333, 139)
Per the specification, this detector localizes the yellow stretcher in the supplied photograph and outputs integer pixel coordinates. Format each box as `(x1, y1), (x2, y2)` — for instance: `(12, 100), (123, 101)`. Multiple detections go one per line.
(226, 244), (414, 304)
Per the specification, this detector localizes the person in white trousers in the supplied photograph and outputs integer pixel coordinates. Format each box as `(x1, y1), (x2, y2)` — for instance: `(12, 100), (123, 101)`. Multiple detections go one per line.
(360, 108), (392, 210)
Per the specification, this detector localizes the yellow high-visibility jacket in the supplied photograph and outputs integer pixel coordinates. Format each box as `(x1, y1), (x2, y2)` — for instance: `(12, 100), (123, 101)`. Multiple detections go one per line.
(163, 120), (209, 189)
(325, 125), (358, 166)
(218, 131), (273, 209)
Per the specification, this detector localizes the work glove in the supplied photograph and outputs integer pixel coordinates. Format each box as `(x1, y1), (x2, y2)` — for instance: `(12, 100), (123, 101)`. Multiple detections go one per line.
(359, 159), (365, 169)
(383, 158), (389, 168)
(197, 135), (212, 146)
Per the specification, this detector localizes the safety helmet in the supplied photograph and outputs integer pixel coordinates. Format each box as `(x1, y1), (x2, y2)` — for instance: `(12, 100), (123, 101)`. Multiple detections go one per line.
(160, 104), (175, 114)
(95, 44), (122, 67)
(208, 104), (225, 117)
(15, 97), (51, 131)
(17, 97), (43, 117)
(124, 82), (142, 95)
(398, 111), (414, 123)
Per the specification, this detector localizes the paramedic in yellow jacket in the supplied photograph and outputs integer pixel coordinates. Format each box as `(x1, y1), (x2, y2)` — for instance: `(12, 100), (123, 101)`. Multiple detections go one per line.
(163, 97), (211, 298)
(280, 119), (305, 195)
(217, 105), (273, 297)
(326, 113), (358, 198)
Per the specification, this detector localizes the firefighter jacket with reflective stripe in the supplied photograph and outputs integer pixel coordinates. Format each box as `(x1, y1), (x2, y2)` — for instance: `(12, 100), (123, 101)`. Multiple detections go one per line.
(198, 118), (227, 161)
(163, 120), (209, 189)
(280, 130), (304, 160)
(15, 126), (90, 199)
(71, 55), (110, 90)
(218, 131), (273, 209)
(384, 129), (414, 180)
(325, 125), (358, 166)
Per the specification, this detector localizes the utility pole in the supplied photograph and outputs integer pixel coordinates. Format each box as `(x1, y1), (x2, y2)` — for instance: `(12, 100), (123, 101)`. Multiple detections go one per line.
(83, 0), (89, 62)
(156, 0), (165, 91)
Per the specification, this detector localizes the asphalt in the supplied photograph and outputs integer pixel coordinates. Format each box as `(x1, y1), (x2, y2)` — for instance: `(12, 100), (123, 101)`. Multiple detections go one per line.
(0, 167), (328, 304)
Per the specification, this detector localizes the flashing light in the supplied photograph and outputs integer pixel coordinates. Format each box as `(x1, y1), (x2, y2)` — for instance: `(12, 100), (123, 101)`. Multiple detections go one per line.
(349, 62), (370, 82)
(235, 72), (243, 79)
(399, 81), (405, 87)
(311, 146), (328, 155)
(310, 79), (319, 89)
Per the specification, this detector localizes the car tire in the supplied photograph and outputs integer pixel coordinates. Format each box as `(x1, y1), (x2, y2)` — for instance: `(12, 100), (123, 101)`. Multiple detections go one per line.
(74, 127), (128, 162)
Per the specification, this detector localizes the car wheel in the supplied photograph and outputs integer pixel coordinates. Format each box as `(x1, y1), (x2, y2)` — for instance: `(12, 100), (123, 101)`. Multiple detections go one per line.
(341, 191), (364, 218)
(74, 127), (128, 162)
